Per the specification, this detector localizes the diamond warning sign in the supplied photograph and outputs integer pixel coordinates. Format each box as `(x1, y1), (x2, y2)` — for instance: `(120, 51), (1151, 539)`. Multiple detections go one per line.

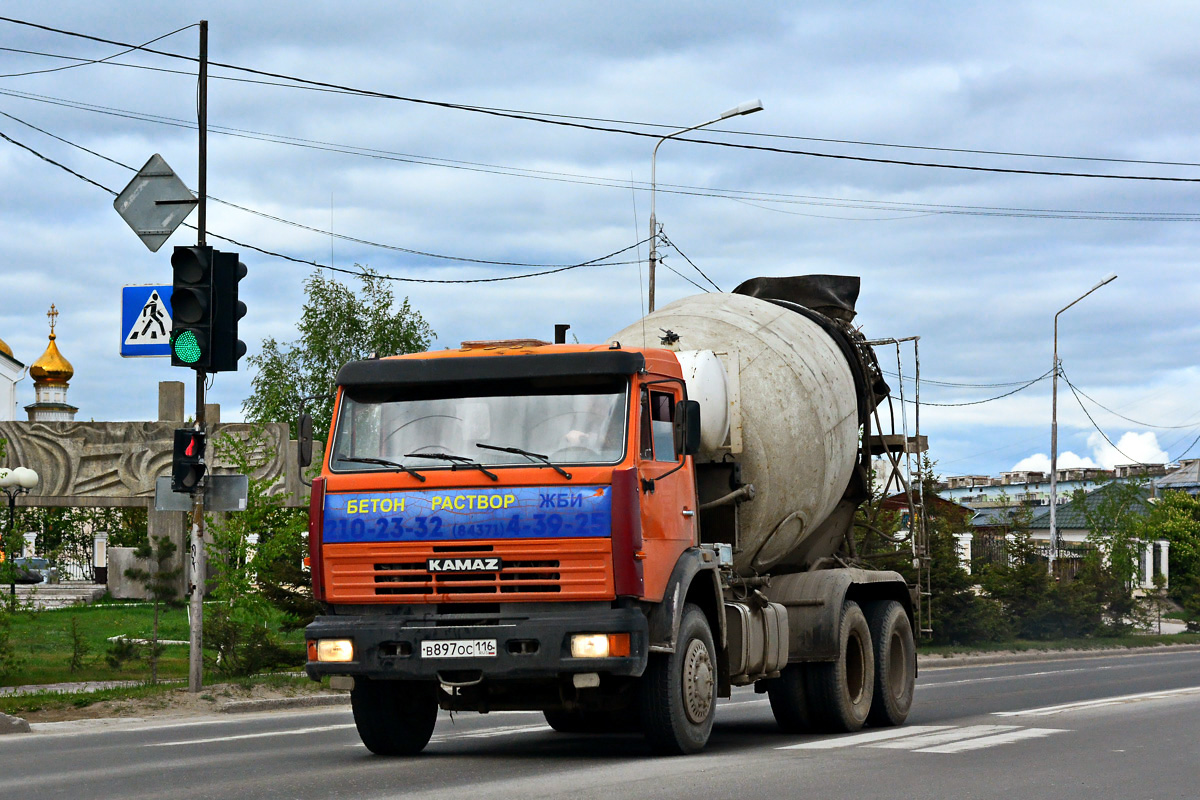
(121, 285), (173, 357)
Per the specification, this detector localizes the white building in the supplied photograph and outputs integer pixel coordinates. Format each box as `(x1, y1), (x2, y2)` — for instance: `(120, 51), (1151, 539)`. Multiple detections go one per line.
(0, 333), (25, 421)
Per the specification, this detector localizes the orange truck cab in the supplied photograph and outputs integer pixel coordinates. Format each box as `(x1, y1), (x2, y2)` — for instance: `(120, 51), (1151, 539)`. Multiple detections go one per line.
(305, 341), (718, 751)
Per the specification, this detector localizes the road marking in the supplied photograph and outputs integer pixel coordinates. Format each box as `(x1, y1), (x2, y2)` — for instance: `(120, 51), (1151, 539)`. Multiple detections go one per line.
(918, 727), (1065, 753)
(868, 724), (1018, 749)
(146, 723), (356, 747)
(777, 725), (951, 750)
(994, 685), (1200, 716)
(921, 667), (1093, 688)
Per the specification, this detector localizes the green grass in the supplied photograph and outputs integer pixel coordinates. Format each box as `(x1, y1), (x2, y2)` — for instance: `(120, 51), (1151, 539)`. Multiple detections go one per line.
(919, 631), (1200, 657)
(0, 672), (318, 717)
(1, 601), (305, 687)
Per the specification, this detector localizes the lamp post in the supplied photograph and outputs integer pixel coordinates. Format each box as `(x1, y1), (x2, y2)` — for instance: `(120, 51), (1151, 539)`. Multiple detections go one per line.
(648, 99), (763, 312)
(1049, 273), (1117, 575)
(0, 466), (40, 598)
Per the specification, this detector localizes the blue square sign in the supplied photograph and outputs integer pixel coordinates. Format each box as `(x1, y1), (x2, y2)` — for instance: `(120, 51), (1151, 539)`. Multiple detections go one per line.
(121, 285), (173, 357)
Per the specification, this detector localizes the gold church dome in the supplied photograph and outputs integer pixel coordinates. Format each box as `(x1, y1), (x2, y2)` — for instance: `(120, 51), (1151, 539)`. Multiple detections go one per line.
(0, 335), (12, 358)
(29, 304), (73, 384)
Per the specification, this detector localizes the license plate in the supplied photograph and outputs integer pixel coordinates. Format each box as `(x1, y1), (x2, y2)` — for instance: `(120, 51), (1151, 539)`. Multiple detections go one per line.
(420, 639), (497, 659)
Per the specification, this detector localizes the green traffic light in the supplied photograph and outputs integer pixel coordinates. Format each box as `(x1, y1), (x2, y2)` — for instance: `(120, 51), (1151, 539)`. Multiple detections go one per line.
(172, 330), (203, 364)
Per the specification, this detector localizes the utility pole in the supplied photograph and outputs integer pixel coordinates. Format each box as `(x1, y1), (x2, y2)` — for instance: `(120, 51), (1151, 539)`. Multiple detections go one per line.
(188, 19), (209, 695)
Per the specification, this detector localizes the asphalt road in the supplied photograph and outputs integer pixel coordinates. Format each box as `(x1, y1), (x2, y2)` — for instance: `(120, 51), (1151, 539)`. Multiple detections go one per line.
(2, 648), (1198, 800)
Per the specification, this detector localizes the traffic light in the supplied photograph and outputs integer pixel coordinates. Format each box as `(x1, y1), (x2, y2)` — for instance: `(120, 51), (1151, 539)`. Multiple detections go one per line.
(172, 429), (207, 493)
(210, 251), (247, 373)
(170, 245), (215, 369)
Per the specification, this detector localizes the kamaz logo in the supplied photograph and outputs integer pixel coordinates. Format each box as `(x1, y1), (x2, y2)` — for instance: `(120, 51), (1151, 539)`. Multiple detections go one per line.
(427, 557), (502, 573)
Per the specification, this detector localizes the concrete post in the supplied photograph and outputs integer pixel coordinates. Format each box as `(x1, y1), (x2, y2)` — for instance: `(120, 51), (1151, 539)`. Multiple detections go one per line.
(953, 533), (973, 574)
(1142, 540), (1154, 589)
(93, 532), (108, 585)
(1156, 539), (1170, 589)
(22, 532), (35, 558)
(158, 381), (185, 423)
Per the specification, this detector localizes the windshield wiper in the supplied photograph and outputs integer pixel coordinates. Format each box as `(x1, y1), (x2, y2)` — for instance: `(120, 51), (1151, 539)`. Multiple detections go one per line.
(476, 443), (571, 479)
(336, 456), (426, 482)
(404, 452), (499, 481)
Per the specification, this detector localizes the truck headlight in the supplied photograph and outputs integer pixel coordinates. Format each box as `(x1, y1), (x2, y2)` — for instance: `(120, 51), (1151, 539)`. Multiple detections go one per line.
(570, 633), (630, 658)
(315, 639), (354, 663)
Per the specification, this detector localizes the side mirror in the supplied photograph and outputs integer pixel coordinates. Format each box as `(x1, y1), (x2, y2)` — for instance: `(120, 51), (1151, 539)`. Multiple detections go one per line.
(673, 400), (702, 457)
(298, 413), (313, 468)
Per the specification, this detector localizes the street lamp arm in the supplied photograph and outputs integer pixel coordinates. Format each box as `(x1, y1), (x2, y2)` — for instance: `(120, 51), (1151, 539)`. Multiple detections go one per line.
(648, 100), (763, 312)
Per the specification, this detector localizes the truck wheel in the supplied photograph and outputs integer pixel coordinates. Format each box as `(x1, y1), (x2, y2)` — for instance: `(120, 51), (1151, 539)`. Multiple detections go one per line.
(766, 664), (812, 733)
(351, 678), (438, 755)
(866, 600), (916, 727)
(806, 600), (874, 733)
(639, 603), (717, 754)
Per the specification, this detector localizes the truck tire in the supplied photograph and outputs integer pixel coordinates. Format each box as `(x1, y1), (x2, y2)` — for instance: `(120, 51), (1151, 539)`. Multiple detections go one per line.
(351, 678), (439, 755)
(639, 603), (717, 754)
(806, 600), (874, 733)
(766, 664), (812, 733)
(866, 600), (916, 727)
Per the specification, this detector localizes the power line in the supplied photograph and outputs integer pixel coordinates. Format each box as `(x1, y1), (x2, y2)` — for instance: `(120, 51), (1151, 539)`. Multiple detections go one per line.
(0, 123), (649, 284)
(882, 369), (1053, 389)
(1059, 369), (1200, 430)
(659, 234), (721, 292)
(0, 23), (195, 78)
(895, 368), (1054, 407)
(5, 88), (1200, 222)
(0, 110), (639, 270)
(9, 22), (1200, 173)
(5, 16), (1200, 183)
(1063, 379), (1155, 466)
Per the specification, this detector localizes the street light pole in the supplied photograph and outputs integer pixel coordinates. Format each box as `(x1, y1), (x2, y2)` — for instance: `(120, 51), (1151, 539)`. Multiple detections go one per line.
(648, 99), (763, 312)
(1049, 273), (1117, 575)
(0, 467), (40, 598)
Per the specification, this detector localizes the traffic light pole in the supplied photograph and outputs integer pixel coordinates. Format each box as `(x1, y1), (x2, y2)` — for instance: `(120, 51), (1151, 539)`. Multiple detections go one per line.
(188, 20), (209, 695)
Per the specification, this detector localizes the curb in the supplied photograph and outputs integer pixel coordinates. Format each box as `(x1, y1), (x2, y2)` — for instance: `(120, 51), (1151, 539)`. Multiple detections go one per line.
(918, 642), (1200, 668)
(218, 693), (349, 713)
(0, 712), (31, 735)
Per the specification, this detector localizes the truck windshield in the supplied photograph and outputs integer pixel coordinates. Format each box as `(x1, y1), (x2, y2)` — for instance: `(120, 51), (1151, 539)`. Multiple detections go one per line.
(330, 377), (629, 472)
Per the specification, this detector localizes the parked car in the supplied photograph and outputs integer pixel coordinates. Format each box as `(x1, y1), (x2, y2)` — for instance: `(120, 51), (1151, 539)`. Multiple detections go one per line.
(10, 557), (58, 585)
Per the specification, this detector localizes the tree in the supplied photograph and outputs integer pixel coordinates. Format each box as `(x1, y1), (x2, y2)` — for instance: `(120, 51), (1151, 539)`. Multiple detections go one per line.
(242, 268), (434, 443)
(1144, 489), (1200, 601)
(123, 535), (182, 684)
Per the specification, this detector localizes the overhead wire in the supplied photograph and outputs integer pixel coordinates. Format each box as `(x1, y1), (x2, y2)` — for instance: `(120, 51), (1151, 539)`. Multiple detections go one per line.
(658, 233), (721, 292)
(5, 88), (1200, 222)
(5, 17), (1200, 183)
(0, 23), (195, 78)
(0, 124), (648, 284)
(0, 110), (641, 270)
(897, 367), (1054, 407)
(1059, 369), (1200, 430)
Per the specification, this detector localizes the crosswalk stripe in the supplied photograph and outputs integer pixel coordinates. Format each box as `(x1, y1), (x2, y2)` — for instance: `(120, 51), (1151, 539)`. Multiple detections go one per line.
(777, 725), (951, 750)
(868, 725), (1018, 749)
(917, 727), (1066, 753)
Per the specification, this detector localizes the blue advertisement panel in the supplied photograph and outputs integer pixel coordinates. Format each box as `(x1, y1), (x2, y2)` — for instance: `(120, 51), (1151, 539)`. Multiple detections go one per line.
(322, 485), (612, 543)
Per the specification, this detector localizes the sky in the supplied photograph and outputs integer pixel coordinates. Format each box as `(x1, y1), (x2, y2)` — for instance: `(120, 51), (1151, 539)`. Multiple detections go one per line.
(2, 1), (1199, 479)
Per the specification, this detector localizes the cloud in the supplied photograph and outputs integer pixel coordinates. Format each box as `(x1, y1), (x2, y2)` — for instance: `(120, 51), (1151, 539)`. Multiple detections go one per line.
(1008, 431), (1168, 474)
(1010, 451), (1097, 473)
(1086, 431), (1168, 469)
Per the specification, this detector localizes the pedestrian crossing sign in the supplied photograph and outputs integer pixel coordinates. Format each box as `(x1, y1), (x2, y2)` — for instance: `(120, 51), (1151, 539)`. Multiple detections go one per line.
(121, 285), (174, 357)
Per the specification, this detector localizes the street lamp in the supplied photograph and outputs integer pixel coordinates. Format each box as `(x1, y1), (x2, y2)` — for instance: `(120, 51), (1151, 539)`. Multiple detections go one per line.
(0, 466), (39, 598)
(1049, 273), (1117, 575)
(648, 99), (763, 312)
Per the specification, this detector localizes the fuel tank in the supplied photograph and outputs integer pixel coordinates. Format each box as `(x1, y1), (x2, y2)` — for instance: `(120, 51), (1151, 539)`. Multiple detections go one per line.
(611, 292), (860, 576)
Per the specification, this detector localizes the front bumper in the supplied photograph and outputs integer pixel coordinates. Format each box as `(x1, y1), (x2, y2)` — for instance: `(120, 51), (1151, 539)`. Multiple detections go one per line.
(305, 603), (649, 682)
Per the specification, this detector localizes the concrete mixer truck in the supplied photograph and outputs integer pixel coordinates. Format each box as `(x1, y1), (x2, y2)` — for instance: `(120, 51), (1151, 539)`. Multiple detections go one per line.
(303, 275), (917, 756)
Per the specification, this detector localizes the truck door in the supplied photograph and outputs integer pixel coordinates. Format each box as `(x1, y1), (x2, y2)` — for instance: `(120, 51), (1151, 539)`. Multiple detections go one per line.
(637, 381), (696, 601)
